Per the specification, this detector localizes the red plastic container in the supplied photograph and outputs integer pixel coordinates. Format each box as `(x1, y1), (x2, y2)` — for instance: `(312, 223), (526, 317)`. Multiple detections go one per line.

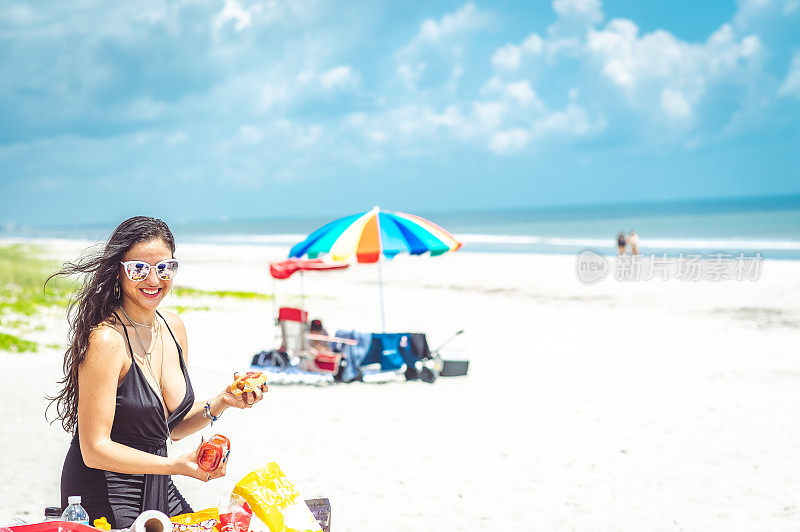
(219, 501), (252, 532)
(197, 434), (230, 472)
(9, 522), (98, 532)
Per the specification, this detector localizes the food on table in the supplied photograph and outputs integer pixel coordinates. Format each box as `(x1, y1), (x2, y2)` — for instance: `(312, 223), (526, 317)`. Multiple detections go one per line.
(171, 508), (221, 532)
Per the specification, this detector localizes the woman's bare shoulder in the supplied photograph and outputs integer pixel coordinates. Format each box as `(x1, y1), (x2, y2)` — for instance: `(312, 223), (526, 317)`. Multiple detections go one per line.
(87, 320), (127, 361)
(158, 309), (185, 335)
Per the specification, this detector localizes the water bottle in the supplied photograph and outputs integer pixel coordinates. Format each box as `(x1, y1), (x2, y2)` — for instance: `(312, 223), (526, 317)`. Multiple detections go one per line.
(60, 496), (90, 525)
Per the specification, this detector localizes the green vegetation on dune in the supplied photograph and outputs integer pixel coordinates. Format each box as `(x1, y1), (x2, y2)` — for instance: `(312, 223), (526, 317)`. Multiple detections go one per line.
(164, 286), (273, 314)
(0, 332), (39, 352)
(0, 244), (73, 353)
(0, 245), (276, 351)
(0, 244), (73, 309)
(171, 286), (272, 301)
(169, 305), (211, 314)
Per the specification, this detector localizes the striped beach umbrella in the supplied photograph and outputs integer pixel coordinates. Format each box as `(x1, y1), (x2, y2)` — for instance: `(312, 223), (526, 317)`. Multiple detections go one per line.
(289, 206), (462, 330)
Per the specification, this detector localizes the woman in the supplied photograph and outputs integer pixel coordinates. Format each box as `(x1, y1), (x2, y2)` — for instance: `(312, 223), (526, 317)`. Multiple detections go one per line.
(627, 230), (640, 255)
(48, 216), (267, 528)
(616, 231), (627, 255)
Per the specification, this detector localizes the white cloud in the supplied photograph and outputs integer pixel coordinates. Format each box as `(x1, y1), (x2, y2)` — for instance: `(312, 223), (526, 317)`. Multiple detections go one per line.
(410, 2), (491, 47)
(531, 103), (595, 138)
(585, 19), (763, 119)
(295, 66), (360, 91)
(491, 44), (522, 71)
(549, 0), (604, 37)
(734, 0), (800, 28)
(320, 65), (359, 90)
(491, 34), (544, 71)
(522, 34), (545, 54)
(552, 0), (603, 26)
(469, 101), (505, 135)
(660, 89), (692, 119)
(211, 0), (320, 38)
(779, 52), (800, 97)
(365, 104), (465, 141)
(253, 64), (359, 114)
(487, 103), (600, 154)
(489, 128), (531, 154)
(485, 0), (769, 134)
(395, 2), (493, 89)
(344, 89), (602, 157)
(396, 62), (427, 89)
(214, 0), (252, 33)
(585, 19), (640, 87)
(505, 81), (539, 106)
(480, 77), (544, 109)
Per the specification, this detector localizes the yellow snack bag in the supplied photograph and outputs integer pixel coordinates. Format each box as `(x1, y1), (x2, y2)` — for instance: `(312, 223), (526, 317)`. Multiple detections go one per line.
(171, 508), (221, 532)
(233, 463), (322, 532)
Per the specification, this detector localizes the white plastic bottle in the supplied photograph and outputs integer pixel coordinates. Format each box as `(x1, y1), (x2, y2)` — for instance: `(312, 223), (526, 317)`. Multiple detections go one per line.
(60, 496), (90, 525)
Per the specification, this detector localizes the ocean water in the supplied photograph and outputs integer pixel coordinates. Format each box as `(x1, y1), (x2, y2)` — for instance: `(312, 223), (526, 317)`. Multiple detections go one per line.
(3, 195), (800, 259)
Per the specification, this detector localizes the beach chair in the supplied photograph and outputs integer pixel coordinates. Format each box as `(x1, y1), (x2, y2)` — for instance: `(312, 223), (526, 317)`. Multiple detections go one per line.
(276, 307), (351, 375)
(278, 307), (309, 355)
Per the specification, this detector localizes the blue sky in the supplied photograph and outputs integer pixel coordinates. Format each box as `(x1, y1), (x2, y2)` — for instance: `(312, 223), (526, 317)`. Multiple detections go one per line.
(1, 0), (799, 226)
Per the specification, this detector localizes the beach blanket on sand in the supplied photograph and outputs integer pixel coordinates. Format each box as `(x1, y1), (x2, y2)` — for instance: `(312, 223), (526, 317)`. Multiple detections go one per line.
(250, 351), (334, 385)
(256, 366), (334, 385)
(332, 329), (372, 382)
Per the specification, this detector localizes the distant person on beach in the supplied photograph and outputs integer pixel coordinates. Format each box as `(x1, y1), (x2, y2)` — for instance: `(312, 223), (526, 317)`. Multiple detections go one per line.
(628, 230), (640, 255)
(48, 216), (268, 528)
(617, 232), (627, 255)
(309, 318), (330, 352)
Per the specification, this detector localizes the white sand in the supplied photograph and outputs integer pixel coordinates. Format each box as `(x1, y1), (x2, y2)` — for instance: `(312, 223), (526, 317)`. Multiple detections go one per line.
(2, 239), (800, 531)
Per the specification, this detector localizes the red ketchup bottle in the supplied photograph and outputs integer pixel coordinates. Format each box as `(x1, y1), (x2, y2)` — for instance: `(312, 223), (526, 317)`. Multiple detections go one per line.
(198, 434), (231, 472)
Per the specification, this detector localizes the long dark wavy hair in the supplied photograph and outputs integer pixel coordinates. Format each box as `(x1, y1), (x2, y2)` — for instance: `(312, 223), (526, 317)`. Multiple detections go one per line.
(46, 216), (176, 433)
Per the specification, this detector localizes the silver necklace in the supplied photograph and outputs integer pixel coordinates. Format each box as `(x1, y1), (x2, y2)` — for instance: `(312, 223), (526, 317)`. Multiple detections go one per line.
(120, 307), (158, 357)
(125, 312), (155, 328)
(120, 307), (164, 397)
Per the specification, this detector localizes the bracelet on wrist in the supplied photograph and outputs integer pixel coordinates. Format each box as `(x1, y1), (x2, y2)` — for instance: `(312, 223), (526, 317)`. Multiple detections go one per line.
(202, 402), (222, 426)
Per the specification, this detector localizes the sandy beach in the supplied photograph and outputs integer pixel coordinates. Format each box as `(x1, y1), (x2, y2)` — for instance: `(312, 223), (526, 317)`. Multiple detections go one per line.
(2, 238), (800, 531)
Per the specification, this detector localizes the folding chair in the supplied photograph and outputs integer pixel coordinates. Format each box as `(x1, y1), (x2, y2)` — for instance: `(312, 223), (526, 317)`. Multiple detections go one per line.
(276, 307), (354, 375)
(278, 307), (309, 356)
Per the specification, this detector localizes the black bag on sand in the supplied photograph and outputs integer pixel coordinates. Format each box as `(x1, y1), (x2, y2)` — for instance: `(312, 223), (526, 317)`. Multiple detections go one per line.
(420, 366), (437, 383)
(251, 349), (290, 368)
(439, 359), (469, 377)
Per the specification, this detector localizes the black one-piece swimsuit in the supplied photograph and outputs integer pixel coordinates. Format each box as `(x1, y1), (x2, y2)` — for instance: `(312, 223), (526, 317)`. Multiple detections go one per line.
(60, 311), (195, 528)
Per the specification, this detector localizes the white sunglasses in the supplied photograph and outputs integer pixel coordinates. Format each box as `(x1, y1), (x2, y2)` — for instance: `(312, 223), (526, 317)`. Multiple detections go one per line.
(120, 259), (180, 281)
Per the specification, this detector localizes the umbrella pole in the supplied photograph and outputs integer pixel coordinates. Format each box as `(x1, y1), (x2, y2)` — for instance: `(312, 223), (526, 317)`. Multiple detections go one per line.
(300, 271), (306, 309)
(272, 276), (277, 319)
(378, 257), (386, 332)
